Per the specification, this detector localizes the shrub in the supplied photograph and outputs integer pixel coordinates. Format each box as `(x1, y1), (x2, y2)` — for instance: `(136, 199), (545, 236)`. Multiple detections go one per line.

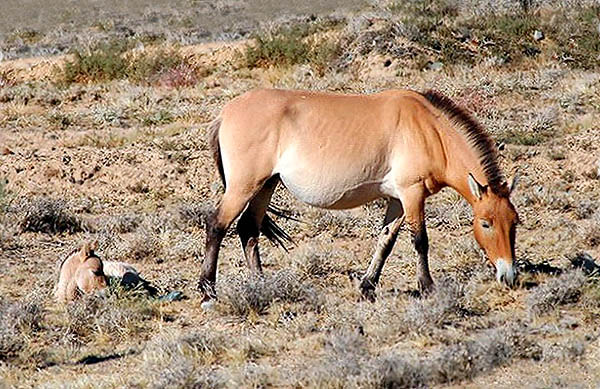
(217, 270), (314, 317)
(0, 298), (44, 362)
(244, 18), (343, 69)
(60, 41), (200, 86)
(401, 277), (467, 332)
(62, 41), (130, 83)
(17, 197), (83, 234)
(526, 270), (586, 316)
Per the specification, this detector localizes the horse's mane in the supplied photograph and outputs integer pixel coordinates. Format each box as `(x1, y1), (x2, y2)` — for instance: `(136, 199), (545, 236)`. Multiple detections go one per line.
(421, 90), (506, 194)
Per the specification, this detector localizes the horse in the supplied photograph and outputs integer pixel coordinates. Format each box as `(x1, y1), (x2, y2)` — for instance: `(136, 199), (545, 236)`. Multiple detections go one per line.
(54, 242), (154, 303)
(54, 242), (108, 303)
(199, 88), (519, 301)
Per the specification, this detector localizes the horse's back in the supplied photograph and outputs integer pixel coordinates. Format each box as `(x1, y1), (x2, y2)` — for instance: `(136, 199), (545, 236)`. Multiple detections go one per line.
(216, 88), (444, 208)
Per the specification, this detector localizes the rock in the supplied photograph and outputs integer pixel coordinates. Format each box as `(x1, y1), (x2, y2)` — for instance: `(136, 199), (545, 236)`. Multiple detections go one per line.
(201, 299), (216, 311)
(426, 61), (444, 71)
(1, 146), (13, 155)
(533, 30), (544, 41)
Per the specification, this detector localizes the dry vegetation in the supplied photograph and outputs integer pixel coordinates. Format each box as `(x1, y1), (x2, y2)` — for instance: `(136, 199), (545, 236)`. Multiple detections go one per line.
(1, 0), (600, 387)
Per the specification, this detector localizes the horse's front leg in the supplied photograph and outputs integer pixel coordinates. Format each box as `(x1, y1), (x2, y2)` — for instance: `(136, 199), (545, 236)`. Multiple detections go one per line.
(359, 199), (404, 301)
(401, 188), (434, 294)
(412, 220), (433, 294)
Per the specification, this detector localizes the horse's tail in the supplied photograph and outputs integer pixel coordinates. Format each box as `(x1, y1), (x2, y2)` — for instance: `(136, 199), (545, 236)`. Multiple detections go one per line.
(208, 117), (295, 250)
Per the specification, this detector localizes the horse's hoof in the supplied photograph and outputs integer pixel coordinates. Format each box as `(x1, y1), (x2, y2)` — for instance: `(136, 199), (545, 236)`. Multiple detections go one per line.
(359, 280), (377, 303)
(417, 278), (435, 297)
(360, 289), (377, 303)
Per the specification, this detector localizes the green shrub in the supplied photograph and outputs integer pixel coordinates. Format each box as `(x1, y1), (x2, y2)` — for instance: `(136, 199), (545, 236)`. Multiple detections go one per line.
(245, 19), (343, 69)
(62, 41), (130, 83)
(60, 41), (199, 85)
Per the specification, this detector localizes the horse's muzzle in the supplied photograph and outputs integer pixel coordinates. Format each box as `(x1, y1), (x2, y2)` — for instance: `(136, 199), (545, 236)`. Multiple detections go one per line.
(495, 258), (517, 287)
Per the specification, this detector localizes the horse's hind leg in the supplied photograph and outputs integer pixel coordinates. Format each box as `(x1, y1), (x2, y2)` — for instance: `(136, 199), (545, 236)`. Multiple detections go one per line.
(236, 176), (278, 273)
(360, 199), (404, 301)
(200, 188), (260, 299)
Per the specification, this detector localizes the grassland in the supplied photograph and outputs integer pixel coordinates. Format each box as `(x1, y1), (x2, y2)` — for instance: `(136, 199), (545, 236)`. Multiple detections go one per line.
(1, 0), (600, 387)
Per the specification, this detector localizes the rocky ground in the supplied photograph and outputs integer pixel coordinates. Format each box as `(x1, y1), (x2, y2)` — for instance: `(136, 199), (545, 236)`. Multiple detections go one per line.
(1, 0), (600, 388)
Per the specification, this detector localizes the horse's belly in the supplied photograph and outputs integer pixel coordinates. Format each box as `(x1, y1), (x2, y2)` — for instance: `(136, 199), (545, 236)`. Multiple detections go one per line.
(279, 172), (384, 209)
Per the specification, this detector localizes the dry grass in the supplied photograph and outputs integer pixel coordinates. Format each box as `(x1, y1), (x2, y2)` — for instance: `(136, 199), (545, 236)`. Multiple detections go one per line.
(1, 0), (599, 387)
(14, 197), (83, 234)
(526, 270), (587, 316)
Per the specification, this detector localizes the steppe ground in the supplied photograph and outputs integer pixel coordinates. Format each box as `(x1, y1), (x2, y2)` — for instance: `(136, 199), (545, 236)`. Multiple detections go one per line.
(1, 0), (600, 388)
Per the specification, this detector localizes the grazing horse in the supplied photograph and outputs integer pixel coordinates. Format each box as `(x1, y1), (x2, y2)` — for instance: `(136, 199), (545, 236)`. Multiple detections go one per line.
(200, 88), (519, 301)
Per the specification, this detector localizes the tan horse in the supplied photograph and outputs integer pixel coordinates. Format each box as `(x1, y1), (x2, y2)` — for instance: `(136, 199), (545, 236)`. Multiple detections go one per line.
(54, 242), (143, 303)
(54, 242), (107, 303)
(200, 89), (519, 300)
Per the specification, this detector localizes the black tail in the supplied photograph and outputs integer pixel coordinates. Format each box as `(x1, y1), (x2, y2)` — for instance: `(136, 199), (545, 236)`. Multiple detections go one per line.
(208, 118), (295, 250)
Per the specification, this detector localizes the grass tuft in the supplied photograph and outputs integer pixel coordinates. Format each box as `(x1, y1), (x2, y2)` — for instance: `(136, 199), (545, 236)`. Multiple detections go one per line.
(17, 197), (83, 234)
(526, 270), (587, 316)
(217, 270), (315, 317)
(0, 297), (44, 362)
(61, 289), (160, 343)
(60, 41), (200, 86)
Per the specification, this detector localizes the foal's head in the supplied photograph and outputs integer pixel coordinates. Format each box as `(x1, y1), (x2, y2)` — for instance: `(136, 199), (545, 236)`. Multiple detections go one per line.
(468, 174), (519, 287)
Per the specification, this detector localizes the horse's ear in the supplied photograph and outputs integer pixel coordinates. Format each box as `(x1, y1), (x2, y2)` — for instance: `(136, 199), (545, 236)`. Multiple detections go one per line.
(468, 173), (486, 200)
(81, 241), (98, 259)
(508, 174), (520, 194)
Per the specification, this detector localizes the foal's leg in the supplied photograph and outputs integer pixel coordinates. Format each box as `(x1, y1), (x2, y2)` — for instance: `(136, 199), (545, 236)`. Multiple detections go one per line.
(236, 176), (278, 273)
(359, 199), (404, 301)
(400, 188), (433, 294)
(200, 189), (258, 299)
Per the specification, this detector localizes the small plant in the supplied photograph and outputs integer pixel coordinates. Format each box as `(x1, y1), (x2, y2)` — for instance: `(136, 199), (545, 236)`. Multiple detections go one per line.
(217, 270), (313, 317)
(62, 40), (130, 83)
(0, 298), (44, 362)
(526, 270), (586, 316)
(18, 197), (83, 234)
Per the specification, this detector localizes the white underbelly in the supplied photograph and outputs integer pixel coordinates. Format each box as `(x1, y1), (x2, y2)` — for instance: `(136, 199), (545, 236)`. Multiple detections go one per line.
(279, 173), (385, 209)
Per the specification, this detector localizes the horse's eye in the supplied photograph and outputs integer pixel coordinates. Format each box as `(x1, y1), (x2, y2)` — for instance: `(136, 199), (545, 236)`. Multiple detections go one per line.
(480, 219), (491, 229)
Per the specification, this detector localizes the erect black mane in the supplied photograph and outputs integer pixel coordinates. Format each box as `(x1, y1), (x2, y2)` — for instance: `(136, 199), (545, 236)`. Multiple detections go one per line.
(422, 89), (506, 194)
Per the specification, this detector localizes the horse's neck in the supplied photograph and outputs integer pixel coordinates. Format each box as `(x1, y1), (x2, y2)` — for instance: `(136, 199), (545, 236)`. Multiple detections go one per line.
(437, 128), (485, 207)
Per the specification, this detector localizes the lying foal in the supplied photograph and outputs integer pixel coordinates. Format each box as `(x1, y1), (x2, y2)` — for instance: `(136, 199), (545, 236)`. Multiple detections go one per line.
(54, 242), (149, 303)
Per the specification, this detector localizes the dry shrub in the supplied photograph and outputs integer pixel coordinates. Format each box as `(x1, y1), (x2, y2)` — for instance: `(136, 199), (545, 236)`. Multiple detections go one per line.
(178, 202), (211, 229)
(217, 270), (315, 317)
(0, 298), (44, 362)
(584, 222), (600, 248)
(164, 232), (202, 262)
(290, 244), (338, 280)
(156, 63), (200, 89)
(299, 325), (530, 388)
(526, 270), (587, 316)
(378, 325), (530, 387)
(140, 330), (228, 389)
(61, 290), (159, 343)
(16, 197), (83, 234)
(95, 213), (141, 234)
(542, 339), (586, 361)
(401, 277), (469, 332)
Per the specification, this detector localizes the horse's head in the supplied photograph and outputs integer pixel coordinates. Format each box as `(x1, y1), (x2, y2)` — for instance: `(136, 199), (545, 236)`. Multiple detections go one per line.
(468, 173), (519, 287)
